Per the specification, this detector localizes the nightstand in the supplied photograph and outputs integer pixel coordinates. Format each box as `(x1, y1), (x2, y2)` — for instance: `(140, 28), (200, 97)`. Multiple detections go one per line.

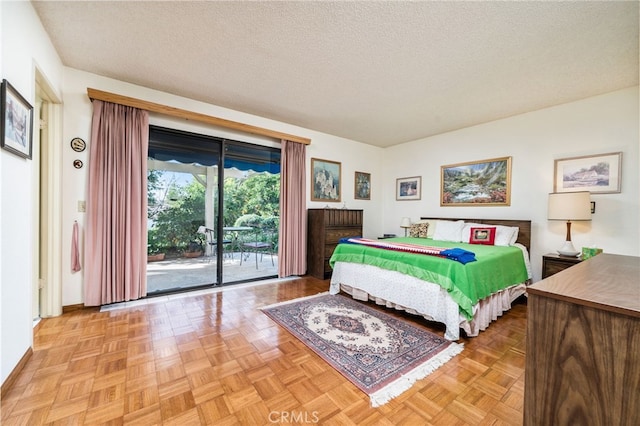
(542, 253), (582, 278)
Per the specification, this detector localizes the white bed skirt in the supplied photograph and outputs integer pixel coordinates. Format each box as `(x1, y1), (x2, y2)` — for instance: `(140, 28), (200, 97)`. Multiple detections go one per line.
(329, 262), (527, 340)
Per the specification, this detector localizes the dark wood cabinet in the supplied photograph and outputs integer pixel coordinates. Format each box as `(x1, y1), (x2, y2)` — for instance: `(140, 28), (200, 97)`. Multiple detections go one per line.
(525, 254), (640, 425)
(542, 253), (582, 278)
(307, 209), (363, 279)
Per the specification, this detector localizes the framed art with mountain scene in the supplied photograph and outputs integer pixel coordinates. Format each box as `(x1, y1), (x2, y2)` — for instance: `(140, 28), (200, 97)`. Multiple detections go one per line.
(311, 158), (341, 202)
(441, 156), (511, 206)
(1, 79), (33, 160)
(554, 152), (621, 194)
(354, 171), (371, 200)
(396, 176), (421, 201)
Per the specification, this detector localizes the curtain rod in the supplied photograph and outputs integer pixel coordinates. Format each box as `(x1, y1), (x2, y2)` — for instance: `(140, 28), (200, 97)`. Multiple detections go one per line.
(86, 88), (311, 145)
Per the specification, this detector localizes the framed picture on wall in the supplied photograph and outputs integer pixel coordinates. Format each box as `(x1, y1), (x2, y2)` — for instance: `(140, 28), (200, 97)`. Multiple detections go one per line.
(396, 176), (421, 200)
(354, 171), (371, 200)
(311, 158), (341, 202)
(441, 156), (511, 206)
(554, 152), (622, 194)
(1, 79), (33, 160)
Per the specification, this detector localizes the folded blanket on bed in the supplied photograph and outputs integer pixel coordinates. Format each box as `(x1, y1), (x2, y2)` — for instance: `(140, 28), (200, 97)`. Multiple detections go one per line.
(440, 248), (477, 264)
(339, 237), (476, 264)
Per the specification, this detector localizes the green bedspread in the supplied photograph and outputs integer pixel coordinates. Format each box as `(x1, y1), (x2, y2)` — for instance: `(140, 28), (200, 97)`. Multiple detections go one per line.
(329, 237), (528, 320)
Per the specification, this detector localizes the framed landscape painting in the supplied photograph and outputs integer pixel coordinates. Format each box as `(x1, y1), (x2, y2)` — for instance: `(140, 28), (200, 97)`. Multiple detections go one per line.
(1, 79), (33, 159)
(441, 156), (511, 206)
(554, 152), (622, 194)
(354, 171), (371, 200)
(396, 176), (421, 200)
(311, 158), (341, 202)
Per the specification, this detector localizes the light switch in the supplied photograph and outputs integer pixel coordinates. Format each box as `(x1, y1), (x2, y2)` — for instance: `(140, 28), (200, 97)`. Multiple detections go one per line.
(78, 200), (86, 212)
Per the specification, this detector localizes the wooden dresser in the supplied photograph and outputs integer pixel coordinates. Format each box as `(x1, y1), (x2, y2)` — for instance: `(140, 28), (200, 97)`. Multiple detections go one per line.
(307, 209), (363, 279)
(524, 254), (640, 425)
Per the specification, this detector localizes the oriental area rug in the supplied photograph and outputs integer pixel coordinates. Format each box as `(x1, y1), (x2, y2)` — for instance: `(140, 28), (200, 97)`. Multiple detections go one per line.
(261, 292), (463, 407)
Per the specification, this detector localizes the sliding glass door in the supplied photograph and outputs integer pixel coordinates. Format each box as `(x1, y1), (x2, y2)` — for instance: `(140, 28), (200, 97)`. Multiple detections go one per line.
(146, 126), (280, 295)
(222, 142), (281, 282)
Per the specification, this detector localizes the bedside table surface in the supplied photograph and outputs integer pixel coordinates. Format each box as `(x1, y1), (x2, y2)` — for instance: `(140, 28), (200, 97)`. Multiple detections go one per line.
(543, 252), (582, 262)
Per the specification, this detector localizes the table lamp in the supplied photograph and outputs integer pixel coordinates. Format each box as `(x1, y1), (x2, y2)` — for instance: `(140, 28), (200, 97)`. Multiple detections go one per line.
(400, 217), (411, 237)
(548, 191), (591, 257)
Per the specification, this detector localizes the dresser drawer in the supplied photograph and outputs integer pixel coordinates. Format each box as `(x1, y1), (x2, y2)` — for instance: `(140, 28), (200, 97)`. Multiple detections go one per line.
(307, 209), (363, 280)
(325, 209), (363, 227)
(543, 260), (568, 278)
(325, 227), (361, 244)
(324, 244), (338, 258)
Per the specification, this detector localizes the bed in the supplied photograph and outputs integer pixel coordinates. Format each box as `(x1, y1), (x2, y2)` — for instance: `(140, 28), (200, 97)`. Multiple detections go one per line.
(328, 218), (532, 340)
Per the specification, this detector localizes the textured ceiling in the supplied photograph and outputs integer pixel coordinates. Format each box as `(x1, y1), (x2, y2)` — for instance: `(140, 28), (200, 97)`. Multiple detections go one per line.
(31, 1), (638, 147)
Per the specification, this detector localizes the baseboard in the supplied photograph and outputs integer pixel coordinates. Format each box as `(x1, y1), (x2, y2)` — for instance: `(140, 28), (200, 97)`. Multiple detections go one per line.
(62, 303), (85, 313)
(1, 347), (33, 398)
(33, 319), (43, 334)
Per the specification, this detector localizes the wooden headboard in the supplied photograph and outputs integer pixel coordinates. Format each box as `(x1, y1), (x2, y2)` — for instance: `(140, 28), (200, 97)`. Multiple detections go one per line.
(419, 217), (532, 253)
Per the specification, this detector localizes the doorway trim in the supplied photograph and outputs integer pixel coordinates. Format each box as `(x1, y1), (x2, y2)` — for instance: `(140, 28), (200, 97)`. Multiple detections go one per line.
(34, 67), (63, 318)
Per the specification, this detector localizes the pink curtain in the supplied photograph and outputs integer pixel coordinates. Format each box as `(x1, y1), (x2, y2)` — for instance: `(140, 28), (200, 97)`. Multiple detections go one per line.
(278, 139), (307, 277)
(84, 100), (149, 306)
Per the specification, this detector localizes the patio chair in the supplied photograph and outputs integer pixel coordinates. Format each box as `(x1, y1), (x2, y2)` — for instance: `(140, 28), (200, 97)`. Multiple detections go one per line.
(197, 226), (231, 260)
(240, 228), (276, 269)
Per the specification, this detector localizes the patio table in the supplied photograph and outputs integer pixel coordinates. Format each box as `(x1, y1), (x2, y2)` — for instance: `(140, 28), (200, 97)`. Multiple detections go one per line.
(223, 226), (253, 256)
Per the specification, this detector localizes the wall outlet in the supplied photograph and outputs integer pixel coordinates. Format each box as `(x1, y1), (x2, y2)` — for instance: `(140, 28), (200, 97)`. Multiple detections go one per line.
(78, 200), (86, 212)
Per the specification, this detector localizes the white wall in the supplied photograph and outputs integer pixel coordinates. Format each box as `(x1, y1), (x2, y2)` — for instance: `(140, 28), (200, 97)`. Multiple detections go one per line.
(305, 135), (383, 236)
(0, 1), (63, 384)
(382, 87), (639, 282)
(60, 68), (384, 306)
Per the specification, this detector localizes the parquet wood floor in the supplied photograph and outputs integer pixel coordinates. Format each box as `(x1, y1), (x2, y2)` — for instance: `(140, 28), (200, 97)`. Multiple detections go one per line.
(1, 276), (527, 425)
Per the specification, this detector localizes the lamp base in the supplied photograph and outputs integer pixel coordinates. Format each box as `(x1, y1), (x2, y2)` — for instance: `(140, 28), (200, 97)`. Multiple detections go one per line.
(557, 240), (580, 257)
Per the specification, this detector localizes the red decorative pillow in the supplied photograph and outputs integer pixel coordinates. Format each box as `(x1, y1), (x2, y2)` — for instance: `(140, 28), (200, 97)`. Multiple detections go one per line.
(469, 227), (496, 245)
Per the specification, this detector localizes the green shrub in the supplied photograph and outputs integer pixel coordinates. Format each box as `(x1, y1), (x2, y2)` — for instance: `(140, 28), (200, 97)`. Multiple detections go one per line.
(234, 214), (264, 228)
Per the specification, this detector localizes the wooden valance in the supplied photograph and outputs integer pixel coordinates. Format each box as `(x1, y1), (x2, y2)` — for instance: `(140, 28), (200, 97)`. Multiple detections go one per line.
(86, 88), (311, 145)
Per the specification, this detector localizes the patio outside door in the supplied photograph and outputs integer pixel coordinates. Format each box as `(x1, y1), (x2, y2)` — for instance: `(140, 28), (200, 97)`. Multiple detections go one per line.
(146, 126), (280, 295)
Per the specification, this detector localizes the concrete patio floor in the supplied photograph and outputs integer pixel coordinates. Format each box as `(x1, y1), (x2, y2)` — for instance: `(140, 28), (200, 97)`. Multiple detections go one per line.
(147, 251), (278, 294)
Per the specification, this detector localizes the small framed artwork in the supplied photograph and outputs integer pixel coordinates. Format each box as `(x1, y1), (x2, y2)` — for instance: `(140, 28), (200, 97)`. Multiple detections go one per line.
(354, 171), (371, 200)
(554, 152), (622, 194)
(311, 158), (341, 202)
(1, 79), (33, 159)
(441, 156), (511, 206)
(396, 176), (421, 201)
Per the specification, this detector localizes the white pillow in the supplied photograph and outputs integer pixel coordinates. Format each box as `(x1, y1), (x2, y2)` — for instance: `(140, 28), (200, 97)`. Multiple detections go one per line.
(494, 225), (519, 246)
(509, 227), (519, 245)
(461, 223), (485, 243)
(432, 220), (465, 242)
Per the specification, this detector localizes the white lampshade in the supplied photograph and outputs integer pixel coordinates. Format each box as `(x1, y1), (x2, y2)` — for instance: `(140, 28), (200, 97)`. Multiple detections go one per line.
(400, 217), (411, 228)
(548, 191), (592, 221)
(548, 191), (591, 256)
